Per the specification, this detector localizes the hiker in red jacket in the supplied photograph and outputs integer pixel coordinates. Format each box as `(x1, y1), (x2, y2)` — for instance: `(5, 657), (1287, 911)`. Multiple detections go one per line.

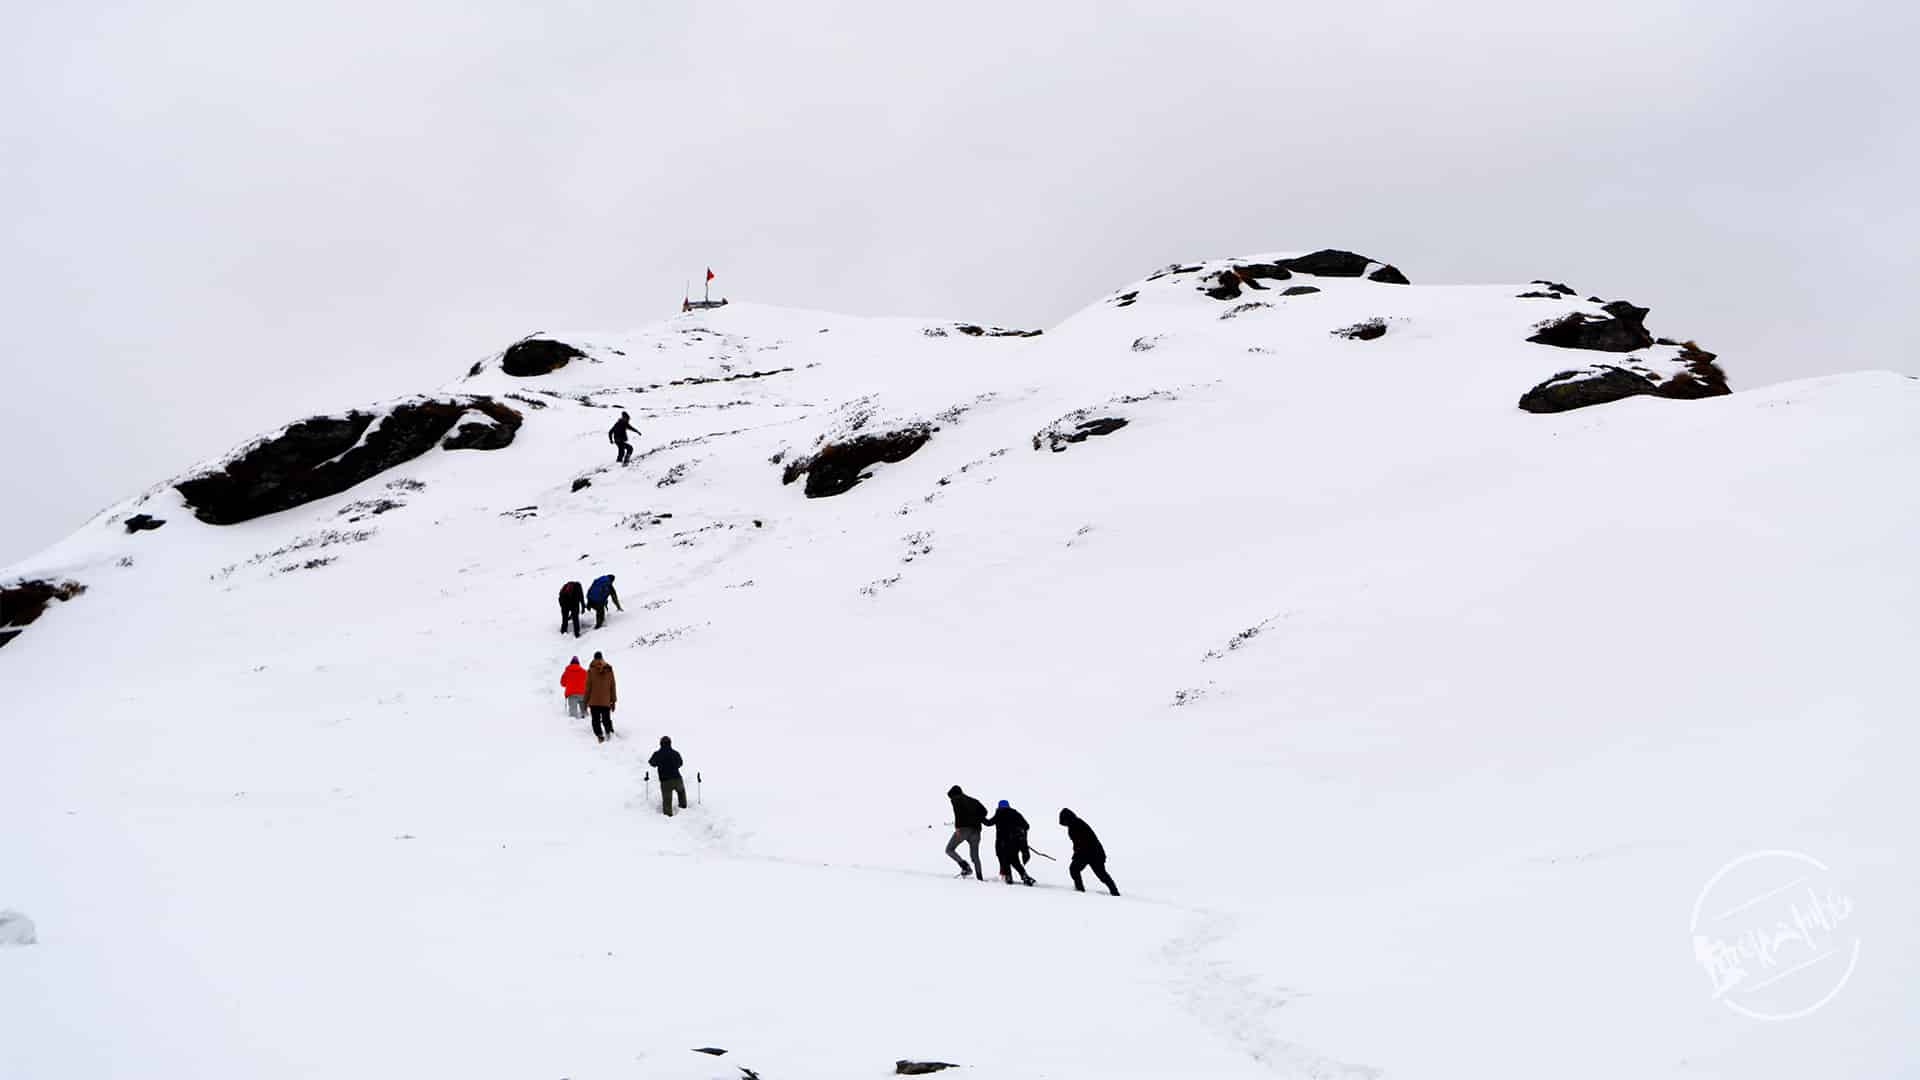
(559, 656), (588, 719)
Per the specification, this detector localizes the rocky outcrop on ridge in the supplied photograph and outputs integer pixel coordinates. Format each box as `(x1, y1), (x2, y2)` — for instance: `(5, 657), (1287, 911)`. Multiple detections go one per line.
(1519, 341), (1730, 413)
(0, 579), (86, 649)
(499, 337), (587, 377)
(176, 397), (524, 524)
(781, 426), (933, 498)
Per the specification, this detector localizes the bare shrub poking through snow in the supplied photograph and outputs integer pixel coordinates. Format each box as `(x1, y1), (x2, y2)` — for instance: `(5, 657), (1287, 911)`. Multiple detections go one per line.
(1332, 318), (1389, 341)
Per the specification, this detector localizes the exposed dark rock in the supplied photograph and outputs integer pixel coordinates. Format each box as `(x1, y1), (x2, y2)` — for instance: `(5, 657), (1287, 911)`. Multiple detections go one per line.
(176, 397), (524, 525)
(1201, 270), (1243, 301)
(1526, 300), (1654, 353)
(1111, 291), (1139, 308)
(782, 426), (933, 498)
(468, 360), (484, 377)
(571, 477), (592, 493)
(440, 405), (520, 451)
(897, 1062), (960, 1075)
(1280, 249), (1411, 284)
(1146, 263), (1201, 281)
(1332, 318), (1388, 341)
(0, 579), (86, 649)
(1518, 366), (1659, 413)
(1284, 249), (1373, 276)
(952, 324), (1043, 338)
(1220, 301), (1271, 320)
(499, 337), (586, 378)
(123, 514), (166, 534)
(1238, 262), (1292, 282)
(1035, 416), (1129, 452)
(1531, 280), (1577, 296)
(691, 1047), (727, 1056)
(1515, 291), (1562, 299)
(1131, 336), (1159, 352)
(1517, 341), (1728, 413)
(1281, 286), (1321, 296)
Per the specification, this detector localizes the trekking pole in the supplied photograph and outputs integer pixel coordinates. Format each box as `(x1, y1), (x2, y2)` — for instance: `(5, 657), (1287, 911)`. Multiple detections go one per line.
(1027, 845), (1058, 862)
(644, 771), (651, 804)
(697, 772), (703, 805)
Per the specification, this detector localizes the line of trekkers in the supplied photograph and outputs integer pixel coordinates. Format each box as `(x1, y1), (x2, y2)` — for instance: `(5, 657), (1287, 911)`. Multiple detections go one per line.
(558, 652), (692, 819)
(557, 574), (623, 638)
(945, 785), (1120, 897)
(551, 629), (1119, 898)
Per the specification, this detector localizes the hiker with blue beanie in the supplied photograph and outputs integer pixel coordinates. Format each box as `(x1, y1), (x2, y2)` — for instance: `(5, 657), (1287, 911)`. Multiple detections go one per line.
(984, 799), (1036, 886)
(586, 573), (622, 629)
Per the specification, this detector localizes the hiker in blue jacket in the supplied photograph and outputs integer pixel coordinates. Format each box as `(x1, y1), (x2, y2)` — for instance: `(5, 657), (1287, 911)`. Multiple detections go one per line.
(587, 574), (623, 629)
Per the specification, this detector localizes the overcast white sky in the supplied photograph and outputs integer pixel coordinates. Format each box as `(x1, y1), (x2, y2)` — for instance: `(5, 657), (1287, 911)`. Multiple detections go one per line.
(4, 1), (1915, 565)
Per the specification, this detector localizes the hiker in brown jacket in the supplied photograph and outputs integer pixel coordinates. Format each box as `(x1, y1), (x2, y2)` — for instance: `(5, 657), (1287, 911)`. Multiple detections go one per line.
(584, 651), (618, 742)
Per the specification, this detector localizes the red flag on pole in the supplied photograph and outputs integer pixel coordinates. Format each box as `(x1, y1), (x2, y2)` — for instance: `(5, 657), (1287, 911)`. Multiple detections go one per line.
(706, 268), (715, 282)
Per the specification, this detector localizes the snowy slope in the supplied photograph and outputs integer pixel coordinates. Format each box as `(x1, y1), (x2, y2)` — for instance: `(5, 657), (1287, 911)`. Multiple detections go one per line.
(3, 254), (1916, 1079)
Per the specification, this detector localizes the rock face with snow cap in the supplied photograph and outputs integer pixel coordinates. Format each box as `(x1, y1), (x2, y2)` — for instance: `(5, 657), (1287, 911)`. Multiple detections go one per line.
(175, 397), (523, 524)
(782, 426), (933, 498)
(0, 579), (86, 649)
(498, 337), (586, 377)
(1191, 249), (1410, 301)
(1527, 300), (1655, 353)
(1518, 342), (1730, 413)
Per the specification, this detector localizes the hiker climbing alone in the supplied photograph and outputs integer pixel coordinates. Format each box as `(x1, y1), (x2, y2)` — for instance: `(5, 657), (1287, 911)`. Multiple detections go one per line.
(558, 580), (584, 638)
(984, 799), (1036, 886)
(649, 736), (688, 817)
(1058, 808), (1119, 896)
(584, 651), (617, 742)
(587, 574), (623, 629)
(560, 656), (588, 719)
(945, 785), (988, 880)
(609, 411), (637, 465)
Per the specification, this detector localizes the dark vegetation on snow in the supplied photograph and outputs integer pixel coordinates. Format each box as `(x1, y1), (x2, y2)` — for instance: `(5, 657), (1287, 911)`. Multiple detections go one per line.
(782, 426), (934, 498)
(926, 324), (1044, 338)
(1518, 342), (1730, 413)
(176, 397), (522, 525)
(1333, 318), (1389, 341)
(1035, 416), (1130, 452)
(337, 498), (401, 522)
(0, 579), (86, 649)
(122, 513), (166, 533)
(499, 337), (587, 377)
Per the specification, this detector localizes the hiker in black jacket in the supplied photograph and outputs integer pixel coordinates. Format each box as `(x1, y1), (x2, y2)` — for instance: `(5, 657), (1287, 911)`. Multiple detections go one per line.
(984, 800), (1036, 886)
(1058, 807), (1119, 896)
(609, 412), (637, 465)
(557, 580), (584, 637)
(945, 785), (988, 880)
(648, 736), (687, 817)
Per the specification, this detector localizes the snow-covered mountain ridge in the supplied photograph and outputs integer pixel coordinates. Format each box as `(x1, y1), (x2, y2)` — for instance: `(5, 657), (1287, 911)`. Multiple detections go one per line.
(3, 250), (1915, 1079)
